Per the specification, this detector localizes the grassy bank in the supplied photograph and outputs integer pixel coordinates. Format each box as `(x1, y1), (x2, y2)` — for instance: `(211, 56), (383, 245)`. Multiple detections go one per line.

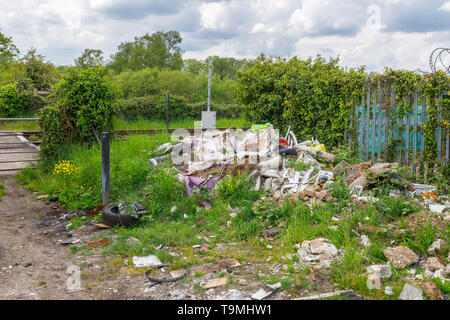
(14, 133), (450, 300)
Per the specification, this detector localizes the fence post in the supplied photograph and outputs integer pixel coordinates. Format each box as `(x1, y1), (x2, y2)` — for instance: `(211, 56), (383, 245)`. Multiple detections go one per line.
(366, 85), (371, 161)
(378, 86), (382, 161)
(102, 132), (110, 205)
(437, 93), (443, 166)
(165, 92), (169, 132)
(412, 89), (418, 174)
(359, 93), (365, 162)
(421, 94), (426, 172)
(371, 88), (376, 164)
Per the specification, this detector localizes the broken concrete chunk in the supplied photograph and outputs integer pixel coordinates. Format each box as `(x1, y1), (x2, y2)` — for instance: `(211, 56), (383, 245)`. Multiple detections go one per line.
(348, 175), (368, 194)
(367, 163), (397, 176)
(366, 274), (381, 290)
(309, 238), (338, 256)
(384, 246), (419, 269)
(399, 284), (423, 300)
(360, 235), (371, 247)
(297, 238), (339, 267)
(426, 257), (447, 272)
(421, 282), (444, 300)
(367, 264), (391, 279)
(332, 160), (350, 175)
(428, 239), (448, 255)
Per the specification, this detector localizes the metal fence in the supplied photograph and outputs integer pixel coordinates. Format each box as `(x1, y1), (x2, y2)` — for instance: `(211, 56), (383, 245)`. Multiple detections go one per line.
(347, 86), (449, 171)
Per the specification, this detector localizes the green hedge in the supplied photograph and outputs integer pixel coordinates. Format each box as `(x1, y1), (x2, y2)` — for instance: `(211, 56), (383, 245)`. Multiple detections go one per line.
(0, 83), (45, 116)
(114, 95), (244, 120)
(236, 56), (365, 148)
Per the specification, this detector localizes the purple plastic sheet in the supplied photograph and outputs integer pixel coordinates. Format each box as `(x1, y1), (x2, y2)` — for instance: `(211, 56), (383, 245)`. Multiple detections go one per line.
(184, 175), (221, 197)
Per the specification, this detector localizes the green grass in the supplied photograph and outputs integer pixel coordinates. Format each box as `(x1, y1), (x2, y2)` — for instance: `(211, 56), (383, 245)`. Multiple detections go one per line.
(0, 180), (5, 200)
(12, 127), (448, 300)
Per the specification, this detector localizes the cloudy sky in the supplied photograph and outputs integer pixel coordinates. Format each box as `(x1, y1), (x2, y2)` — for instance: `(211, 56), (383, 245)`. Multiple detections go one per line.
(1, 0), (450, 72)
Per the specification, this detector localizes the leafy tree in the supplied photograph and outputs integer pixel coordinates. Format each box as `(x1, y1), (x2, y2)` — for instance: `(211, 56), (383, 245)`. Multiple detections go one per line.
(2, 48), (57, 91)
(0, 83), (23, 116)
(40, 66), (117, 160)
(116, 67), (159, 98)
(75, 48), (104, 68)
(183, 58), (206, 75)
(108, 30), (184, 73)
(0, 29), (19, 64)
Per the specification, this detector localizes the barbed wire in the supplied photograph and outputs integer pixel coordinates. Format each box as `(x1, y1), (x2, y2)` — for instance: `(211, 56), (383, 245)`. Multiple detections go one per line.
(429, 47), (450, 74)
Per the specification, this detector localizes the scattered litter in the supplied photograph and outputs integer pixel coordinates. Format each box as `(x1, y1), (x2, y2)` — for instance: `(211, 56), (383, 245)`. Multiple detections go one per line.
(293, 290), (354, 300)
(215, 289), (249, 300)
(59, 238), (80, 245)
(145, 267), (190, 288)
(92, 223), (112, 229)
(428, 204), (446, 214)
(251, 282), (281, 300)
(385, 286), (394, 296)
(204, 277), (228, 289)
(36, 194), (49, 200)
(87, 239), (110, 246)
(132, 255), (163, 268)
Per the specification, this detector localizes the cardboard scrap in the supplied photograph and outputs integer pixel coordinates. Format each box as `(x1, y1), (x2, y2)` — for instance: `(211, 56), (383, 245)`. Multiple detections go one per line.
(204, 277), (228, 289)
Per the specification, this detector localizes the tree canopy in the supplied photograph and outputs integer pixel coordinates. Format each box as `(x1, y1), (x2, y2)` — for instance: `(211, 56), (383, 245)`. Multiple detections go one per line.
(75, 48), (104, 68)
(0, 29), (19, 64)
(108, 30), (184, 74)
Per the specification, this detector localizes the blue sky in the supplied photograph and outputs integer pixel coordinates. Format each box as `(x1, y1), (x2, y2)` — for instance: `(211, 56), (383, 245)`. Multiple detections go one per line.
(1, 0), (450, 72)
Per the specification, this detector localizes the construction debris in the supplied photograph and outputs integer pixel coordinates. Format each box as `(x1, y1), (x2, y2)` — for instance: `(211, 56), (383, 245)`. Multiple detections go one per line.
(204, 277), (228, 289)
(251, 283), (281, 300)
(132, 255), (163, 268)
(399, 284), (423, 300)
(384, 246), (419, 269)
(296, 238), (339, 267)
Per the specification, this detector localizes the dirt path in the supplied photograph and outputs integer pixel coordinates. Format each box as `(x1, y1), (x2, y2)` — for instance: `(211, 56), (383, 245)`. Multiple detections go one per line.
(0, 177), (150, 300)
(0, 177), (325, 300)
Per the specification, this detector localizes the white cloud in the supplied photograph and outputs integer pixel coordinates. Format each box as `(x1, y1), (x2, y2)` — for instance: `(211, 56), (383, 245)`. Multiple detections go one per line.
(0, 0), (448, 71)
(440, 1), (450, 11)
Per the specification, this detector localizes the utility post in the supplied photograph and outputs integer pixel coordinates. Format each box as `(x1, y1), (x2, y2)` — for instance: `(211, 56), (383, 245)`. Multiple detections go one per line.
(202, 64), (216, 129)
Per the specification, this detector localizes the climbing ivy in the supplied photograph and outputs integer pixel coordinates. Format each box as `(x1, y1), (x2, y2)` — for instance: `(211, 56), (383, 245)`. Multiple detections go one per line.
(236, 56), (449, 172)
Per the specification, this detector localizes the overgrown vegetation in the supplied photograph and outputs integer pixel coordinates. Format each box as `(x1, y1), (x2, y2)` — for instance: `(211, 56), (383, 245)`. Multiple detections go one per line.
(39, 66), (117, 162)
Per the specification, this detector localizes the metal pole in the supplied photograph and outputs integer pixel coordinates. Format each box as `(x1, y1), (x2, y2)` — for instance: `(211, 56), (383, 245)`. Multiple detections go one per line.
(207, 67), (212, 112)
(371, 89), (376, 164)
(413, 89), (418, 174)
(102, 132), (110, 205)
(437, 93), (443, 166)
(166, 92), (169, 132)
